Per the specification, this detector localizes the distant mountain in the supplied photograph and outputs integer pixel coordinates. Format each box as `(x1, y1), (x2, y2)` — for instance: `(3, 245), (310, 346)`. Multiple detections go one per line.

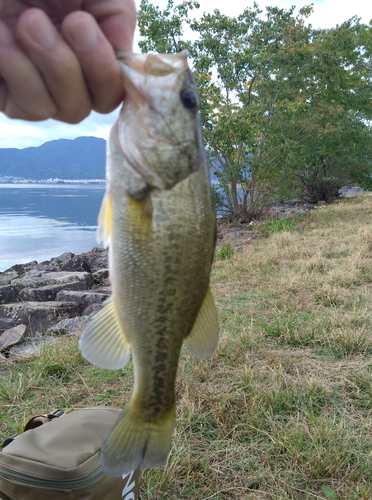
(0, 136), (106, 180)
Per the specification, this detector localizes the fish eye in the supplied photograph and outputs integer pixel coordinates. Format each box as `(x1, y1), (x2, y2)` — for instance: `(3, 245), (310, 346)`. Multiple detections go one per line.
(180, 88), (198, 110)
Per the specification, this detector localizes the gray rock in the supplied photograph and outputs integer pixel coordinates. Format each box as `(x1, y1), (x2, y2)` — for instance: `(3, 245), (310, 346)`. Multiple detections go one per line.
(11, 271), (93, 289)
(8, 340), (44, 360)
(43, 252), (92, 273)
(0, 246), (112, 353)
(0, 270), (19, 286)
(0, 262), (39, 287)
(0, 317), (17, 333)
(317, 200), (326, 206)
(0, 301), (80, 337)
(47, 315), (92, 336)
(82, 248), (108, 272)
(218, 229), (256, 250)
(93, 285), (111, 295)
(24, 261), (39, 271)
(0, 356), (9, 375)
(83, 302), (104, 317)
(96, 277), (111, 289)
(18, 280), (87, 302)
(55, 290), (109, 314)
(7, 261), (38, 275)
(0, 284), (20, 304)
(0, 324), (26, 351)
(7, 264), (26, 275)
(92, 269), (109, 286)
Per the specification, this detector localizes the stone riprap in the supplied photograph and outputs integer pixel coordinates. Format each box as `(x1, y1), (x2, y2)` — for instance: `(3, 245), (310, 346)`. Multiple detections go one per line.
(0, 248), (109, 360)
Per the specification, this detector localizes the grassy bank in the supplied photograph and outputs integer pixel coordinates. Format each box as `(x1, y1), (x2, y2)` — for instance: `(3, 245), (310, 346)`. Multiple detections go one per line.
(1, 195), (372, 499)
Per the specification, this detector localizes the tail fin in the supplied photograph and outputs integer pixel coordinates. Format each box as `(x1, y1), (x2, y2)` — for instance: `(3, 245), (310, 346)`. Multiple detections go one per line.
(100, 402), (175, 477)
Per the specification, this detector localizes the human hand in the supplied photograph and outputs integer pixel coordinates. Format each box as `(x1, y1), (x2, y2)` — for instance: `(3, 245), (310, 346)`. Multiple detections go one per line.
(0, 0), (136, 123)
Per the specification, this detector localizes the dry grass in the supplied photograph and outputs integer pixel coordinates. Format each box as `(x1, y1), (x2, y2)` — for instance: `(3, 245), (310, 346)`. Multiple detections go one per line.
(2, 194), (372, 499)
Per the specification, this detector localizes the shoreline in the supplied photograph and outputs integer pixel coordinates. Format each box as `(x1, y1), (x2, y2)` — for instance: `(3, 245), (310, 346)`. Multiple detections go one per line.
(0, 247), (109, 361)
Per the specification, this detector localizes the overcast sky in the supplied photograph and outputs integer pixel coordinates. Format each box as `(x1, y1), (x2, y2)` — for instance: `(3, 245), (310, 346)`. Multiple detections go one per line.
(0, 0), (371, 149)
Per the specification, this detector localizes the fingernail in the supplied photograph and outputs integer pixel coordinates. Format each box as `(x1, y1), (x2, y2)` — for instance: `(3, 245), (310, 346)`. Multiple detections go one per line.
(26, 12), (57, 49)
(67, 19), (99, 51)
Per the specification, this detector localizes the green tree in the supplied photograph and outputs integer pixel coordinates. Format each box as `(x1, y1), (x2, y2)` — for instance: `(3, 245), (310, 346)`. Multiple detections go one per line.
(138, 1), (372, 219)
(285, 18), (372, 201)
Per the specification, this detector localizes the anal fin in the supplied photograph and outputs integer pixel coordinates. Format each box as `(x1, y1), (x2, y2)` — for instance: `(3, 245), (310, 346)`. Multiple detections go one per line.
(79, 298), (130, 369)
(184, 286), (219, 359)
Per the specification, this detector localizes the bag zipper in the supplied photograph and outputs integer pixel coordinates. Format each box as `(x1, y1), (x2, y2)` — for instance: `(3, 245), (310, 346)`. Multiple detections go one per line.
(0, 466), (104, 490)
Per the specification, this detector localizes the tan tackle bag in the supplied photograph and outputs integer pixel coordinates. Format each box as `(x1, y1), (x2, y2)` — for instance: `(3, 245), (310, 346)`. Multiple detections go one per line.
(0, 407), (141, 500)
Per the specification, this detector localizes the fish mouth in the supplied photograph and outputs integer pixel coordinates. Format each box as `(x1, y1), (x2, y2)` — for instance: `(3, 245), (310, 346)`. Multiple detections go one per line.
(115, 50), (189, 74)
(116, 51), (191, 108)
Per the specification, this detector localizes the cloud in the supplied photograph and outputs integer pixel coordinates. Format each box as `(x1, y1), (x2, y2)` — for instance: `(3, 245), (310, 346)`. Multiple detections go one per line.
(309, 0), (371, 28)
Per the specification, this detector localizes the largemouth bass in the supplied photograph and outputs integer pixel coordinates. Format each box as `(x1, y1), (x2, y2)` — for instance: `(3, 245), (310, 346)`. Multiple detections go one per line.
(79, 51), (219, 477)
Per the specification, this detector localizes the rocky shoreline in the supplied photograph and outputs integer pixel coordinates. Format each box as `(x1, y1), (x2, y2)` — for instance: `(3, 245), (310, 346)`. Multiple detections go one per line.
(0, 200), (317, 362)
(0, 248), (110, 361)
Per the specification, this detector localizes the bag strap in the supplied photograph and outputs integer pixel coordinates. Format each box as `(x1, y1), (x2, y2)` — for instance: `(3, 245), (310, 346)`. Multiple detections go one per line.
(24, 409), (64, 431)
(1, 409), (64, 450)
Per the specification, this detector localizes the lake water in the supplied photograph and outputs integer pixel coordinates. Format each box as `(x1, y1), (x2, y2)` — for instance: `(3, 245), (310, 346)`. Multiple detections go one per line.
(0, 184), (105, 272)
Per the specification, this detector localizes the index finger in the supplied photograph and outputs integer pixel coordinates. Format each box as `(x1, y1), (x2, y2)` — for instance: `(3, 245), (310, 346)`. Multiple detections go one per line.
(83, 0), (137, 50)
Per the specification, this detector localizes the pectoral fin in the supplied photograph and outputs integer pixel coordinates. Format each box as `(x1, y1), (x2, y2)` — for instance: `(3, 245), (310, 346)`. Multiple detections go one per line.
(97, 192), (113, 247)
(184, 286), (219, 359)
(79, 298), (130, 370)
